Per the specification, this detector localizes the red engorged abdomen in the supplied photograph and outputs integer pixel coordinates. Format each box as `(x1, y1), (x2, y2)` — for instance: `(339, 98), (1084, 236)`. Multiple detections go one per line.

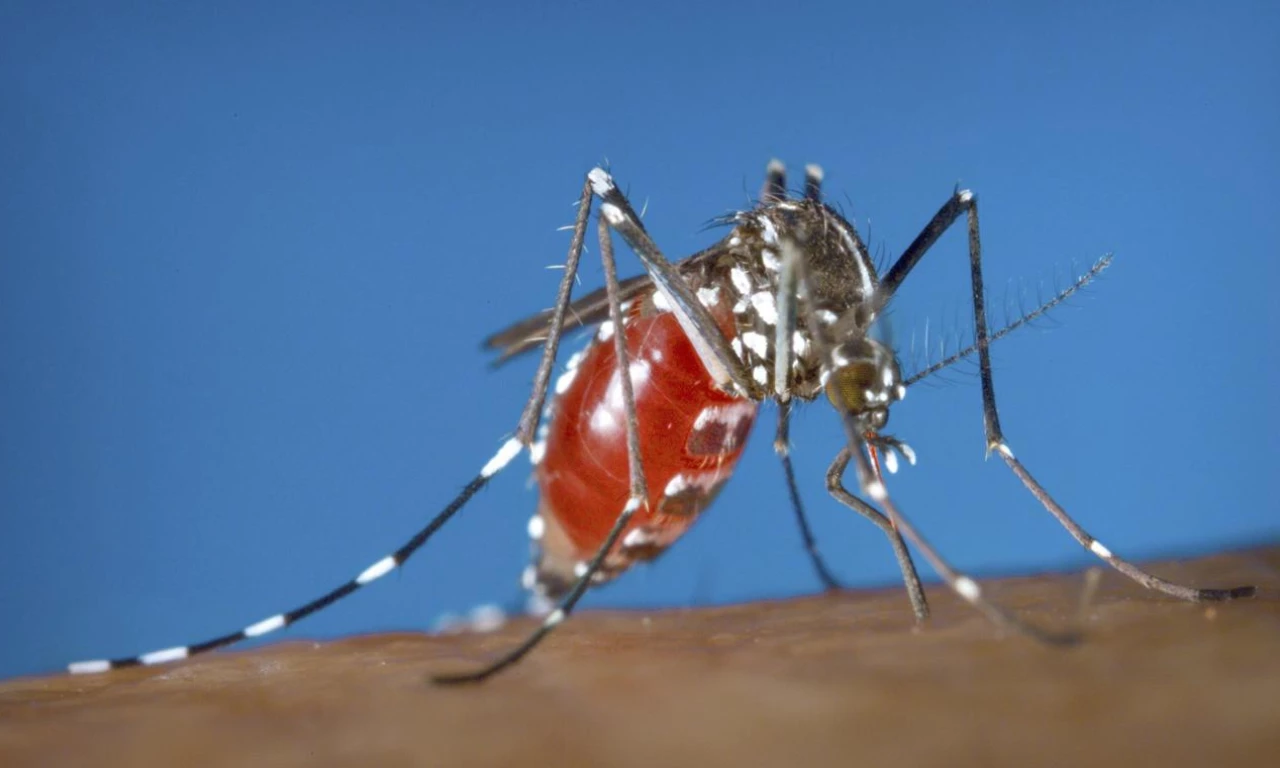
(535, 301), (758, 571)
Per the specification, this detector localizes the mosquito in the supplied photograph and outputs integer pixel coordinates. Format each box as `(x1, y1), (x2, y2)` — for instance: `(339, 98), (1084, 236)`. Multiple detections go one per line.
(68, 161), (1255, 683)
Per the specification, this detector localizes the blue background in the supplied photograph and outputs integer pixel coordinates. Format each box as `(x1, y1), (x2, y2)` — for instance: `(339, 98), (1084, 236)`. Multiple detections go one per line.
(2, 2), (1277, 680)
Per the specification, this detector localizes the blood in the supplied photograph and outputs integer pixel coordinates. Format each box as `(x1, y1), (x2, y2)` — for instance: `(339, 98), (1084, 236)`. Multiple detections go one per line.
(535, 298), (758, 579)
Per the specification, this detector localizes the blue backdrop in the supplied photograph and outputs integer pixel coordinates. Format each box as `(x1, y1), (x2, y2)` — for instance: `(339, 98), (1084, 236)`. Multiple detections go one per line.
(3, 2), (1277, 679)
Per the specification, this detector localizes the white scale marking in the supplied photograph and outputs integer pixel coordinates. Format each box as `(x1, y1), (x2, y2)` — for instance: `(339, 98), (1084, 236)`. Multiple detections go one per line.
(866, 479), (887, 501)
(69, 660), (111, 674)
(664, 474), (689, 496)
(597, 320), (615, 342)
(544, 608), (566, 627)
(792, 332), (809, 357)
(955, 576), (982, 601)
(574, 561), (589, 578)
(741, 331), (769, 358)
(749, 291), (778, 325)
(753, 366), (768, 385)
(693, 408), (713, 430)
(140, 646), (189, 666)
(1090, 540), (1113, 559)
(834, 220), (874, 299)
(529, 440), (546, 465)
(696, 286), (721, 308)
(600, 202), (626, 226)
(554, 366), (578, 395)
(244, 614), (286, 638)
(527, 514), (545, 540)
(730, 267), (751, 295)
(651, 289), (671, 311)
(899, 442), (917, 466)
(757, 215), (779, 245)
(588, 168), (615, 196)
(761, 249), (780, 272)
(994, 442), (1015, 460)
(356, 555), (397, 585)
(481, 437), (524, 478)
(623, 528), (657, 548)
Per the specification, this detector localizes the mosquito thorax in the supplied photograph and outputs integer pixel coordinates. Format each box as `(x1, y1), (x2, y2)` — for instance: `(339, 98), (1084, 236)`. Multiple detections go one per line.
(710, 198), (881, 401)
(822, 337), (905, 431)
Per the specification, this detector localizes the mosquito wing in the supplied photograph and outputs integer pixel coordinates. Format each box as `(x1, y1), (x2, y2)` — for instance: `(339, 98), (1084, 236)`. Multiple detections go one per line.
(484, 242), (730, 365)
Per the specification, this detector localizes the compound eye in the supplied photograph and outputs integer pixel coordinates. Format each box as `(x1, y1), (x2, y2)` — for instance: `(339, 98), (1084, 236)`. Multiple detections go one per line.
(825, 360), (879, 415)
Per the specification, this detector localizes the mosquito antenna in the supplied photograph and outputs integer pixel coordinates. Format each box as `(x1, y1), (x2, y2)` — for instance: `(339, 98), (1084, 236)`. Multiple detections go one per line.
(904, 254), (1112, 386)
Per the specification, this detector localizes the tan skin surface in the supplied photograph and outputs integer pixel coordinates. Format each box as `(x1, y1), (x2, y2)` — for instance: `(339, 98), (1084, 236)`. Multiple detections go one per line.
(3, 547), (1276, 768)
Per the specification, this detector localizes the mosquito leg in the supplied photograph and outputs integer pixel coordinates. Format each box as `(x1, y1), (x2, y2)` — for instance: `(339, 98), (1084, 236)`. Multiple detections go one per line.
(588, 168), (760, 397)
(840, 429), (1078, 644)
(513, 176), (596, 444)
(996, 445), (1254, 600)
(773, 401), (842, 591)
(762, 184), (842, 590)
(67, 177), (603, 675)
(825, 447), (929, 621)
(875, 191), (1255, 602)
(434, 198), (653, 684)
(781, 230), (1073, 644)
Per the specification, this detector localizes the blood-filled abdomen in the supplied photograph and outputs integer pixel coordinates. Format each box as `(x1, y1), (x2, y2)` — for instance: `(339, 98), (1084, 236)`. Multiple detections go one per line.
(529, 298), (757, 596)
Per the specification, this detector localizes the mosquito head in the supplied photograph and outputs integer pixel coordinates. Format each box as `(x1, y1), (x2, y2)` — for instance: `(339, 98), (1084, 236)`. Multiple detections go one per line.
(823, 337), (905, 431)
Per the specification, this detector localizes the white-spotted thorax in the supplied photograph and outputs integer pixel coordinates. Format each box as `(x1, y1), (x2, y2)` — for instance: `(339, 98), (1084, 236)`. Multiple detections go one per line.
(698, 197), (903, 423)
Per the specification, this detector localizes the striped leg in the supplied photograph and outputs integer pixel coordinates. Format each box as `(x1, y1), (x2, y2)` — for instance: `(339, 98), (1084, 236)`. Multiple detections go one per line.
(67, 176), (602, 674)
(68, 436), (526, 674)
(877, 190), (1254, 603)
(434, 186), (654, 684)
(839, 430), (1079, 644)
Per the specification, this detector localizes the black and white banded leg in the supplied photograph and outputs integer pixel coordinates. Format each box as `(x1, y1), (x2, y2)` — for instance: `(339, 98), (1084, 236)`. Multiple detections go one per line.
(435, 207), (653, 684)
(839, 424), (1078, 643)
(871, 189), (1254, 605)
(775, 229), (1076, 643)
(66, 176), (607, 675)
